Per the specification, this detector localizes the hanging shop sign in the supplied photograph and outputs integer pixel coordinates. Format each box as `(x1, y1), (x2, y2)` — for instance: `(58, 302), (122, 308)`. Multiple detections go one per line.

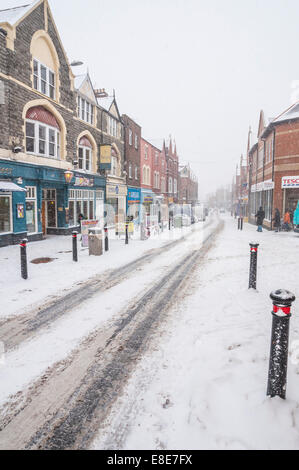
(99, 144), (112, 170)
(281, 176), (299, 188)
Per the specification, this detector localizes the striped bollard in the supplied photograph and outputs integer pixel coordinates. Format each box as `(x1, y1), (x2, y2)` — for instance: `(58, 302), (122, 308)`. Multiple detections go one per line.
(267, 289), (296, 399)
(104, 224), (109, 252)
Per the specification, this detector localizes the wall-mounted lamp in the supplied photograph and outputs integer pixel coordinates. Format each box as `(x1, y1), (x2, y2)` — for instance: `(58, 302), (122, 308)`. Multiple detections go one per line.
(64, 170), (74, 184)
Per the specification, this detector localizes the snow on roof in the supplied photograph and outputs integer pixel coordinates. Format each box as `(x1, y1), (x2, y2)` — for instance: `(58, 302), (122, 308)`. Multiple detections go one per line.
(0, 0), (40, 25)
(97, 96), (114, 112)
(74, 74), (86, 90)
(272, 101), (299, 123)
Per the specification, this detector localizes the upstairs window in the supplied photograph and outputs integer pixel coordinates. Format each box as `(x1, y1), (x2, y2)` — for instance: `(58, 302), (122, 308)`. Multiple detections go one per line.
(25, 106), (60, 159)
(33, 59), (55, 99)
(78, 136), (92, 171)
(129, 163), (132, 178)
(168, 177), (173, 194)
(135, 166), (138, 180)
(108, 116), (118, 137)
(78, 96), (94, 125)
(129, 129), (133, 145)
(135, 135), (138, 149)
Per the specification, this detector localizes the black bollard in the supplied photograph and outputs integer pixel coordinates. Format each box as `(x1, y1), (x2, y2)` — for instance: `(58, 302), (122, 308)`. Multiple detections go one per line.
(125, 224), (129, 245)
(249, 242), (259, 289)
(267, 289), (296, 399)
(20, 238), (28, 280)
(240, 217), (243, 231)
(72, 231), (78, 262)
(238, 218), (241, 230)
(104, 224), (109, 252)
(169, 217), (171, 231)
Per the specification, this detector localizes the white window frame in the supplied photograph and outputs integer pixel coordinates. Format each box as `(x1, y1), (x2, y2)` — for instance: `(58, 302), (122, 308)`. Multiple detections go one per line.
(109, 116), (117, 137)
(135, 134), (138, 149)
(33, 58), (55, 99)
(26, 186), (38, 234)
(129, 162), (132, 179)
(129, 129), (133, 145)
(26, 119), (60, 159)
(0, 193), (12, 234)
(68, 189), (95, 226)
(78, 145), (92, 171)
(77, 96), (94, 125)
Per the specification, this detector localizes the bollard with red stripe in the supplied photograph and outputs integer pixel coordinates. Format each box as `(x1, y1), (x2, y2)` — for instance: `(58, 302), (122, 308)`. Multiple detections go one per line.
(20, 238), (28, 280)
(267, 289), (296, 399)
(249, 242), (259, 289)
(72, 231), (78, 262)
(104, 224), (109, 252)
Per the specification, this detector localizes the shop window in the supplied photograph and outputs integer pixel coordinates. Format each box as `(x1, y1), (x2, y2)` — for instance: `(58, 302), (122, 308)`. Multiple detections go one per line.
(33, 59), (55, 99)
(26, 107), (60, 159)
(68, 189), (95, 226)
(0, 194), (12, 233)
(78, 137), (92, 171)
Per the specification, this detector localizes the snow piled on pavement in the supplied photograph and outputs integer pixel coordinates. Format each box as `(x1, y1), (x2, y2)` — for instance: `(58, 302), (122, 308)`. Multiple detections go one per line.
(91, 215), (299, 450)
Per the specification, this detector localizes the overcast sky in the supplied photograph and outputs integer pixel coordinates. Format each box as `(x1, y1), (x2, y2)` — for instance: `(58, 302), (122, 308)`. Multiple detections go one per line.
(2, 0), (299, 198)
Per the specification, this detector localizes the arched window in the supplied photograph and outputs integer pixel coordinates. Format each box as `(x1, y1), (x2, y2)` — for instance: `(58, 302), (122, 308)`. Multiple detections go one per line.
(78, 136), (92, 171)
(25, 106), (60, 159)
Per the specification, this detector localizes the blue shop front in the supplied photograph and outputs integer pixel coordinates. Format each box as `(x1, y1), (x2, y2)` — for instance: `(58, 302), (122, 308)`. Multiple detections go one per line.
(0, 160), (105, 247)
(126, 187), (141, 223)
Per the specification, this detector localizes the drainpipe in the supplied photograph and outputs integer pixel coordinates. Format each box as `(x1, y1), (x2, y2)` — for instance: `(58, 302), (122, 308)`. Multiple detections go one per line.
(271, 128), (276, 231)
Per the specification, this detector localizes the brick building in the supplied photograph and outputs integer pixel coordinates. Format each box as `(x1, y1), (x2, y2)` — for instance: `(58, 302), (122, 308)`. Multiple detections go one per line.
(164, 138), (179, 205)
(122, 114), (141, 220)
(248, 103), (299, 229)
(0, 0), (124, 246)
(178, 164), (198, 205)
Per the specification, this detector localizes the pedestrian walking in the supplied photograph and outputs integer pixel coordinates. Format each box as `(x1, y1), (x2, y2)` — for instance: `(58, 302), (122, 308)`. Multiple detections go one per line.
(255, 206), (265, 232)
(282, 210), (291, 231)
(272, 208), (281, 232)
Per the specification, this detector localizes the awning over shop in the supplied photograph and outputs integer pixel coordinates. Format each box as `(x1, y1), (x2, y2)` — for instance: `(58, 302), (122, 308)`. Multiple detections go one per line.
(0, 181), (26, 192)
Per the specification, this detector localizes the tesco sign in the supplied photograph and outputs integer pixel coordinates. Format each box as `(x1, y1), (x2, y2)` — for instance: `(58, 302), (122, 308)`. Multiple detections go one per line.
(282, 176), (299, 188)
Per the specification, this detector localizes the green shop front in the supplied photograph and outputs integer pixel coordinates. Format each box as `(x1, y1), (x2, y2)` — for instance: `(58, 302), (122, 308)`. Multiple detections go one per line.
(0, 160), (105, 247)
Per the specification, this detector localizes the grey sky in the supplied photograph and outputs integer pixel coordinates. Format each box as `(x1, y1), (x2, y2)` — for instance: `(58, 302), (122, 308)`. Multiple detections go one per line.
(2, 0), (299, 198)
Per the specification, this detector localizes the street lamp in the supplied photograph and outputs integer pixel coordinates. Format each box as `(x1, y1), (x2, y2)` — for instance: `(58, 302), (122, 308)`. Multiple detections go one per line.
(64, 170), (74, 184)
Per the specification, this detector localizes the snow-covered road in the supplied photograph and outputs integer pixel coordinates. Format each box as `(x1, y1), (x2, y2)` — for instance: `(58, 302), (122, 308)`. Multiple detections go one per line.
(91, 215), (299, 451)
(0, 214), (220, 449)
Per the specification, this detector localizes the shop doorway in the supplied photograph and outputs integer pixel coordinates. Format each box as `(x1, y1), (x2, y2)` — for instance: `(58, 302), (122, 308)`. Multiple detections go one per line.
(42, 189), (57, 234)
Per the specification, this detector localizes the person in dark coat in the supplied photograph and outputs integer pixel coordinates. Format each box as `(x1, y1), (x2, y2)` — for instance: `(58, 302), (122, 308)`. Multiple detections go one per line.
(255, 206), (265, 232)
(272, 208), (281, 232)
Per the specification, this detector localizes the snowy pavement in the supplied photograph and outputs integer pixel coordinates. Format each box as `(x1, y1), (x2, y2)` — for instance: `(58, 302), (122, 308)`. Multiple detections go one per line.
(91, 215), (299, 450)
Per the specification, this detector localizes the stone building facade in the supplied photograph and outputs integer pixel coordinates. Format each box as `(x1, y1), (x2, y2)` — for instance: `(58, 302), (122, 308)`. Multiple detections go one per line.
(0, 0), (124, 246)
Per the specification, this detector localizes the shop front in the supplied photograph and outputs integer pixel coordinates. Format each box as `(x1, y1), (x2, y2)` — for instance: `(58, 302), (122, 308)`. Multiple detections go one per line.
(141, 189), (158, 227)
(281, 176), (299, 217)
(127, 187), (141, 224)
(106, 182), (127, 229)
(250, 180), (274, 229)
(0, 160), (105, 247)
